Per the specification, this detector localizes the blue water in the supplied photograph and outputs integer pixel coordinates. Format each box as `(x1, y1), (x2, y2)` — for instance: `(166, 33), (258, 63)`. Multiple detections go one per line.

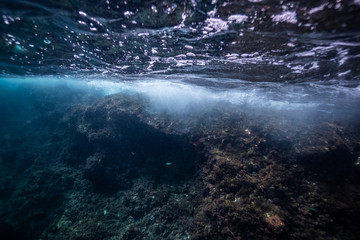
(1, 1), (360, 240)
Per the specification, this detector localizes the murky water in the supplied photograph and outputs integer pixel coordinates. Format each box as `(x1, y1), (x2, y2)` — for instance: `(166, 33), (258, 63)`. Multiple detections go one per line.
(1, 1), (360, 240)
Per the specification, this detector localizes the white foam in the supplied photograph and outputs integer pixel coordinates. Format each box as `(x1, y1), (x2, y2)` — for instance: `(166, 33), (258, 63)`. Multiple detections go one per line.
(308, 3), (327, 15)
(272, 11), (297, 24)
(203, 18), (229, 35)
(228, 14), (248, 24)
(1, 75), (359, 118)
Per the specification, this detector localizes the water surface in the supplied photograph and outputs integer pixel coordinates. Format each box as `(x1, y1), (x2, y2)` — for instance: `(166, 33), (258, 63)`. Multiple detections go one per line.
(1, 1), (360, 240)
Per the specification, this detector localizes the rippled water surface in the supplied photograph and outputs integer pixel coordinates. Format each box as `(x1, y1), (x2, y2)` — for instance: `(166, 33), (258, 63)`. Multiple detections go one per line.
(1, 1), (360, 240)
(1, 0), (360, 81)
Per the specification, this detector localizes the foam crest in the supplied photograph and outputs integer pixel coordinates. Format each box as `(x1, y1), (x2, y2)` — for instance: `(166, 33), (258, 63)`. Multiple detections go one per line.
(1, 75), (359, 120)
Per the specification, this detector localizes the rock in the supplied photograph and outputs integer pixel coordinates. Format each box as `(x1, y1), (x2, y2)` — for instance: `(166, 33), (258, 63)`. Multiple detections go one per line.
(265, 215), (285, 232)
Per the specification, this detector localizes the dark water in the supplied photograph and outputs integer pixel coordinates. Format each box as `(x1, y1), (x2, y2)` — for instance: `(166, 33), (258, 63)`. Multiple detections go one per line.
(1, 0), (360, 79)
(1, 1), (360, 240)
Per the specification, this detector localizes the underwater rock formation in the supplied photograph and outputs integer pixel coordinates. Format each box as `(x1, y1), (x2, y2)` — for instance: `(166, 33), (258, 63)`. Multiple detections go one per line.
(61, 94), (197, 193)
(1, 85), (360, 240)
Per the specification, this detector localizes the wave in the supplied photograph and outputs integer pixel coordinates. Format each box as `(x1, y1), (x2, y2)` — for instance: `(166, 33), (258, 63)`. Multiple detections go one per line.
(0, 0), (359, 80)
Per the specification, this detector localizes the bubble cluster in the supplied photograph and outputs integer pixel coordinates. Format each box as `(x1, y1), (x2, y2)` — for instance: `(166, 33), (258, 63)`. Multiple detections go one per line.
(0, 0), (359, 80)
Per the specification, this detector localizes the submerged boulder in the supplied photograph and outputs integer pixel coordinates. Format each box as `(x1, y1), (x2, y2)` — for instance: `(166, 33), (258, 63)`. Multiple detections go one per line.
(62, 94), (197, 194)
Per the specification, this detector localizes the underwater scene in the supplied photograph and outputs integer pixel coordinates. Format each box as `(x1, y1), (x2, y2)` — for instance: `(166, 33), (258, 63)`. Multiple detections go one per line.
(1, 0), (360, 239)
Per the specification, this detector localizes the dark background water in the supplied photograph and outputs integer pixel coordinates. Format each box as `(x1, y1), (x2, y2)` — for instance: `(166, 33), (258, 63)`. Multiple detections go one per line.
(1, 1), (360, 240)
(1, 0), (360, 82)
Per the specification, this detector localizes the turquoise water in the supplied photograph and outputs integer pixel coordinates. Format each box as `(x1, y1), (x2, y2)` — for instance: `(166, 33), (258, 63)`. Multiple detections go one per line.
(1, 1), (360, 240)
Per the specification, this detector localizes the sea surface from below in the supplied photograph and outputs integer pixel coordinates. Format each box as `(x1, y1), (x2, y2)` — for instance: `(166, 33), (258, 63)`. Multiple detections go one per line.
(1, 0), (360, 239)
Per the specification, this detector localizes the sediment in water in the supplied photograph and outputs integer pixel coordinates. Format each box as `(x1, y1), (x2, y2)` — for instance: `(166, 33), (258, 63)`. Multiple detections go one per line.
(0, 84), (359, 240)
